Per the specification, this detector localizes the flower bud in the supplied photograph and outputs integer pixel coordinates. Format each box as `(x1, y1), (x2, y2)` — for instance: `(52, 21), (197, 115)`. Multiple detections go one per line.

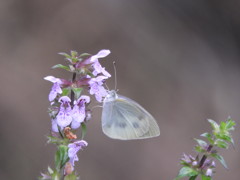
(205, 168), (213, 177)
(64, 162), (74, 175)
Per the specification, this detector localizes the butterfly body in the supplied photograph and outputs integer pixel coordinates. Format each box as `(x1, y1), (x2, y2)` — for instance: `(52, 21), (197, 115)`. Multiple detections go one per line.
(101, 90), (160, 140)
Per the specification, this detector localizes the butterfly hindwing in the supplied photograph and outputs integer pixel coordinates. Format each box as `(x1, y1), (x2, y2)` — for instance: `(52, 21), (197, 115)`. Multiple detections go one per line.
(102, 95), (160, 140)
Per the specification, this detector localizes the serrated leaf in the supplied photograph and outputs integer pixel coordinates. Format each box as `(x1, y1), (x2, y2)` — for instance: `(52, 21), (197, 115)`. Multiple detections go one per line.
(201, 133), (214, 144)
(55, 145), (69, 171)
(225, 119), (236, 130)
(47, 135), (69, 145)
(195, 139), (207, 147)
(215, 139), (228, 149)
(195, 145), (206, 153)
(208, 119), (220, 132)
(201, 174), (211, 180)
(71, 51), (78, 57)
(72, 88), (83, 99)
(79, 53), (91, 58)
(216, 134), (231, 142)
(189, 175), (198, 180)
(64, 174), (78, 180)
(62, 88), (70, 96)
(220, 121), (226, 131)
(211, 153), (228, 169)
(81, 123), (87, 139)
(175, 167), (198, 180)
(58, 52), (71, 59)
(52, 64), (71, 71)
(230, 137), (235, 146)
(51, 170), (60, 180)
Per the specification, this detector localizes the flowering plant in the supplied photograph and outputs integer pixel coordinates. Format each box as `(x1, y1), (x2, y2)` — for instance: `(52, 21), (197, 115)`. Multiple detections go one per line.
(40, 49), (111, 180)
(175, 117), (236, 180)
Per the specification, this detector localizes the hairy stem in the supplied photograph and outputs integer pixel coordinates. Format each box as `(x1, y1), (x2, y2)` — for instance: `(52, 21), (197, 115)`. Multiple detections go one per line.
(199, 145), (213, 168)
(70, 72), (77, 106)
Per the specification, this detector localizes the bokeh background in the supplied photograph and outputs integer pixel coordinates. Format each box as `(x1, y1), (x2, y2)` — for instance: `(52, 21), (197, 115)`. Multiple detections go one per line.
(1, 0), (240, 179)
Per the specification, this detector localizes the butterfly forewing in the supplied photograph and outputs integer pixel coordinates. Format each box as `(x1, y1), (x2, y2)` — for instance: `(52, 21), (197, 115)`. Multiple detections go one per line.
(102, 94), (160, 140)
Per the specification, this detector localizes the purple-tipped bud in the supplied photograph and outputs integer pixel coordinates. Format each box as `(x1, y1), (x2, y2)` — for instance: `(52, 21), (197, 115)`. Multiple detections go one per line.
(181, 154), (192, 163)
(192, 161), (198, 166)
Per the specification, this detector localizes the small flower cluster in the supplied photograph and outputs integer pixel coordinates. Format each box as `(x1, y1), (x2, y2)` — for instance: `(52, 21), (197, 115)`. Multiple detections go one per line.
(40, 50), (111, 180)
(175, 118), (235, 180)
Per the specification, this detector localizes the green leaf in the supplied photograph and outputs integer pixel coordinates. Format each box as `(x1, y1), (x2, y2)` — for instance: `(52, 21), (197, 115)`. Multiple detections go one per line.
(51, 170), (60, 180)
(55, 145), (69, 171)
(81, 123), (87, 139)
(216, 133), (231, 142)
(58, 52), (71, 59)
(189, 175), (198, 180)
(230, 137), (235, 146)
(72, 88), (83, 99)
(201, 174), (211, 180)
(195, 145), (206, 153)
(48, 166), (54, 174)
(225, 118), (236, 130)
(194, 139), (207, 147)
(220, 121), (226, 131)
(201, 133), (214, 144)
(211, 153), (228, 169)
(47, 135), (69, 145)
(70, 51), (79, 63)
(62, 88), (70, 96)
(79, 53), (91, 58)
(208, 119), (220, 133)
(52, 64), (71, 71)
(64, 174), (78, 180)
(215, 139), (228, 149)
(175, 167), (198, 180)
(71, 51), (78, 57)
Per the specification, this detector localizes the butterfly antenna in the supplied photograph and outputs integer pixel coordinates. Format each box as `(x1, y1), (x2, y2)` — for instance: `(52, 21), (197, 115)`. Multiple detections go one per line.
(113, 61), (117, 91)
(91, 105), (103, 111)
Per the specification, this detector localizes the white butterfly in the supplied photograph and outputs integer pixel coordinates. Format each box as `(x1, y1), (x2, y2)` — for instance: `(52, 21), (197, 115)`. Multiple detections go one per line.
(101, 90), (160, 140)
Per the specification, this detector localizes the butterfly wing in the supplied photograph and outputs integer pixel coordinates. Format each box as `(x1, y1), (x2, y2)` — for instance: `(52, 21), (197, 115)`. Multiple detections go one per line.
(101, 95), (160, 140)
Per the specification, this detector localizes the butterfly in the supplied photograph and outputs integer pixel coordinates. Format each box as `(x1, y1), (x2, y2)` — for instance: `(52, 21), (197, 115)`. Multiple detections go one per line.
(101, 90), (160, 140)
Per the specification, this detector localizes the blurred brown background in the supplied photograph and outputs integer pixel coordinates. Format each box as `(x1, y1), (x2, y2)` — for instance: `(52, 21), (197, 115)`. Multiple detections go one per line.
(1, 0), (240, 179)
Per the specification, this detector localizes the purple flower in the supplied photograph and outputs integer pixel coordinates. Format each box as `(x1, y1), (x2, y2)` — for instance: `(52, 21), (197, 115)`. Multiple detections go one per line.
(88, 76), (108, 102)
(90, 49), (111, 63)
(211, 161), (216, 168)
(68, 140), (88, 167)
(51, 118), (59, 132)
(71, 95), (90, 129)
(92, 60), (111, 77)
(88, 49), (111, 77)
(56, 96), (72, 128)
(44, 76), (63, 101)
(181, 154), (195, 164)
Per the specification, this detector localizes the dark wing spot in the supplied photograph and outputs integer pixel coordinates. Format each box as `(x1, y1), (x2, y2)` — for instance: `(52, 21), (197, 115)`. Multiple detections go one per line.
(132, 122), (139, 128)
(116, 122), (127, 128)
(138, 115), (144, 121)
